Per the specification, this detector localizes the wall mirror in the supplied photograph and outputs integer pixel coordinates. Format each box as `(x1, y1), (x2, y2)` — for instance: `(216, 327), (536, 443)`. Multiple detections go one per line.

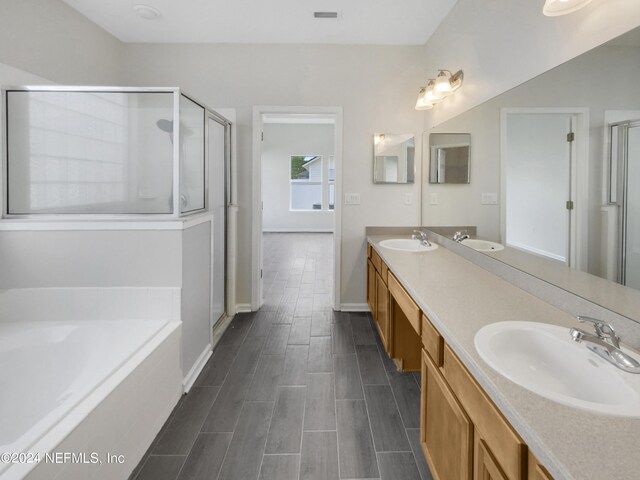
(373, 133), (415, 183)
(428, 133), (470, 184)
(420, 26), (640, 323)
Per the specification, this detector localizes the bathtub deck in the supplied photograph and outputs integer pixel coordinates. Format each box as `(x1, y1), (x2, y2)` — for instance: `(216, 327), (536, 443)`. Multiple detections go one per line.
(131, 233), (432, 480)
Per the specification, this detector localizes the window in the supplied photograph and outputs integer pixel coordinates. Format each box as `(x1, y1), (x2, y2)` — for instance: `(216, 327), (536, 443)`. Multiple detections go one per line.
(290, 155), (323, 210)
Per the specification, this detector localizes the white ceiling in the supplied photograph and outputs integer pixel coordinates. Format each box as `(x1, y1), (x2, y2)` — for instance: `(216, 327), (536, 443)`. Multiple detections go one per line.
(61, 0), (458, 45)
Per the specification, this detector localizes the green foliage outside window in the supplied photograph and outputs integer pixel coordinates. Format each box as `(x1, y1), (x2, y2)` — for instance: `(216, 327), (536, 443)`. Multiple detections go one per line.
(291, 156), (311, 180)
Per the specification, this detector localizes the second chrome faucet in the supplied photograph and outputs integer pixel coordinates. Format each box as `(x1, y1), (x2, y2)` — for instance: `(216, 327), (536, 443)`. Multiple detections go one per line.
(570, 316), (640, 373)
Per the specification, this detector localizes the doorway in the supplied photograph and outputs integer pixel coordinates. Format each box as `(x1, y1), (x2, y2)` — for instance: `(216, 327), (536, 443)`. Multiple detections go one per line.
(252, 107), (343, 311)
(501, 108), (588, 268)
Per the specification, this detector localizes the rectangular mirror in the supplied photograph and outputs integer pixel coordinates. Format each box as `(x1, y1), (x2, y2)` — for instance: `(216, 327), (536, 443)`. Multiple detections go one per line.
(373, 133), (415, 183)
(428, 133), (470, 184)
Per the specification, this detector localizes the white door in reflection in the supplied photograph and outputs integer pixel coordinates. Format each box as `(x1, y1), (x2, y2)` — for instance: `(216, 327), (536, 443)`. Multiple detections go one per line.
(504, 113), (574, 265)
(209, 116), (227, 326)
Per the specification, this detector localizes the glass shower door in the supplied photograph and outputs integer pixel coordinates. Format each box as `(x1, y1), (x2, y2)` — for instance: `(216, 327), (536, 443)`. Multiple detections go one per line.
(209, 116), (228, 325)
(624, 123), (640, 289)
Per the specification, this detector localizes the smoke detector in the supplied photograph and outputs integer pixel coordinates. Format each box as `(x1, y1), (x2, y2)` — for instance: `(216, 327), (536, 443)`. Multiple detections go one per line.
(133, 4), (162, 20)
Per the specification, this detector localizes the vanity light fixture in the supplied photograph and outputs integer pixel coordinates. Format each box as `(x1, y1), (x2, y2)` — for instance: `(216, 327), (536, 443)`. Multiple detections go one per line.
(543, 0), (592, 16)
(133, 4), (162, 20)
(415, 70), (463, 110)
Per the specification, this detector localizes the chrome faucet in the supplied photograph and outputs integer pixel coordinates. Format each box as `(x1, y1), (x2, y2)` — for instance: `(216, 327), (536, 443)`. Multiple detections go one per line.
(412, 230), (432, 247)
(569, 316), (640, 373)
(452, 230), (470, 242)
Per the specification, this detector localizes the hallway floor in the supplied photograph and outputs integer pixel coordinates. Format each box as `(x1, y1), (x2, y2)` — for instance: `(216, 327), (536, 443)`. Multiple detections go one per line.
(131, 233), (432, 480)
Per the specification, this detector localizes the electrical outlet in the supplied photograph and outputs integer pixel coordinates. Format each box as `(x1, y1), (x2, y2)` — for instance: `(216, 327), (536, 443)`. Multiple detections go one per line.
(430, 192), (438, 205)
(404, 193), (413, 205)
(344, 193), (361, 205)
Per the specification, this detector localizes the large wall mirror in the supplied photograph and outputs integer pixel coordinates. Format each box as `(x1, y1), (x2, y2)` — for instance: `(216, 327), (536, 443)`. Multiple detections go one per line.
(373, 133), (415, 183)
(421, 26), (640, 322)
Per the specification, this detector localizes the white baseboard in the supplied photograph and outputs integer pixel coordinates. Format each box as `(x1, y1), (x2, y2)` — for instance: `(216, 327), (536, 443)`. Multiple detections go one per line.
(183, 345), (212, 393)
(340, 303), (370, 312)
(263, 228), (333, 233)
(235, 303), (253, 313)
(211, 314), (234, 349)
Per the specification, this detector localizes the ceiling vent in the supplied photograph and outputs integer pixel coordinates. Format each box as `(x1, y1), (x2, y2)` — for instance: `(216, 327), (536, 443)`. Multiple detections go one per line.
(314, 11), (339, 19)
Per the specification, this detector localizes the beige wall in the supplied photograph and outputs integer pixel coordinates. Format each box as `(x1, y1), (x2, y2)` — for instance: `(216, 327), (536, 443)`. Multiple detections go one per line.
(0, 0), (123, 84)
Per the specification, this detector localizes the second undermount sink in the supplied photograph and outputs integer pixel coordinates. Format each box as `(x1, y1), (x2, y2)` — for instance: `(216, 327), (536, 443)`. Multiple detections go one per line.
(461, 238), (504, 252)
(379, 238), (439, 252)
(474, 321), (640, 417)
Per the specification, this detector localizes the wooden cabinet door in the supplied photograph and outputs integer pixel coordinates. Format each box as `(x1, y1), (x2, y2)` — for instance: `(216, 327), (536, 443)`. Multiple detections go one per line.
(375, 271), (389, 350)
(527, 452), (553, 480)
(475, 437), (508, 480)
(421, 349), (473, 480)
(367, 258), (376, 319)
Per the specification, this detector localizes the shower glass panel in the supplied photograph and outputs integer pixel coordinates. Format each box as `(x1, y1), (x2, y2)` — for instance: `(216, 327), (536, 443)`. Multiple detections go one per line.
(6, 90), (174, 214)
(625, 124), (640, 289)
(3, 87), (212, 218)
(179, 95), (205, 214)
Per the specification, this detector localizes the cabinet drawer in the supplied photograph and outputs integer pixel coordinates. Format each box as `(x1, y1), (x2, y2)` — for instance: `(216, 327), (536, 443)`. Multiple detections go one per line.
(443, 345), (526, 480)
(388, 273), (421, 335)
(421, 314), (443, 366)
(371, 247), (382, 273)
(368, 243), (372, 259)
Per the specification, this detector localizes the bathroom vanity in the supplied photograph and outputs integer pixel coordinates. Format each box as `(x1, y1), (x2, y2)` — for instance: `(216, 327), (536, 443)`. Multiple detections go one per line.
(366, 234), (640, 480)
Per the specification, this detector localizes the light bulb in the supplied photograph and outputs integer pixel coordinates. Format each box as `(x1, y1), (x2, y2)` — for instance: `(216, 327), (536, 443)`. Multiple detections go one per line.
(434, 71), (453, 96)
(415, 88), (434, 110)
(543, 0), (592, 16)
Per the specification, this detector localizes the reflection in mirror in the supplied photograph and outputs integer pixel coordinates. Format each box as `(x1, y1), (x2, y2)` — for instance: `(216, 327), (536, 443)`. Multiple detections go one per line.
(420, 26), (640, 322)
(373, 133), (415, 183)
(428, 133), (470, 184)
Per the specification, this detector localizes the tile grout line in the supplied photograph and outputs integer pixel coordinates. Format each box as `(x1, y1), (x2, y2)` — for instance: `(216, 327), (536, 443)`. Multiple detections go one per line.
(350, 312), (383, 480)
(254, 399), (278, 480)
(333, 344), (343, 480)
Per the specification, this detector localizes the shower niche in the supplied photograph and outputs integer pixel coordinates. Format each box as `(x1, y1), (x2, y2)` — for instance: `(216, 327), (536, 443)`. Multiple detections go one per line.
(3, 87), (209, 217)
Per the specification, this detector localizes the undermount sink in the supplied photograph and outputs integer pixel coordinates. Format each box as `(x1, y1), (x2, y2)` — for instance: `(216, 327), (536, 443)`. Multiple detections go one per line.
(461, 238), (504, 252)
(379, 238), (439, 252)
(474, 321), (640, 417)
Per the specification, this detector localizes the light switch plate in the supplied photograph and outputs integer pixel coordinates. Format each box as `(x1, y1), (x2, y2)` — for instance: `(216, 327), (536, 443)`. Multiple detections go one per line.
(481, 193), (498, 205)
(344, 193), (361, 205)
(404, 193), (413, 205)
(430, 192), (438, 205)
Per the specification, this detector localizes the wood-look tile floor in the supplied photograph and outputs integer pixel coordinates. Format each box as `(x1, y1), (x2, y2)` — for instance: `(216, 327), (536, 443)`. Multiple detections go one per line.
(131, 233), (433, 480)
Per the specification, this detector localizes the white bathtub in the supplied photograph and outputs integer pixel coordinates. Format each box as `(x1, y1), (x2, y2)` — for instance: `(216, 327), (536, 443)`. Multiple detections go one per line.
(0, 289), (184, 480)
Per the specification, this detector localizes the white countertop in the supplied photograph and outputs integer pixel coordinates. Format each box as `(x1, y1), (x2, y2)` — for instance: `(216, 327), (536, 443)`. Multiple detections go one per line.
(368, 234), (640, 480)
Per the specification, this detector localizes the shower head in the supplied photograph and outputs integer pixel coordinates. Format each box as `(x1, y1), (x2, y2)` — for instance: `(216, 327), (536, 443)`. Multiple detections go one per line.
(156, 119), (173, 133)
